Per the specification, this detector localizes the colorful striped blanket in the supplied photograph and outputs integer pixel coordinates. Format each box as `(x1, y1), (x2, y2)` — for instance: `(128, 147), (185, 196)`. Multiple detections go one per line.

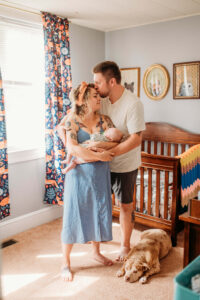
(179, 144), (200, 207)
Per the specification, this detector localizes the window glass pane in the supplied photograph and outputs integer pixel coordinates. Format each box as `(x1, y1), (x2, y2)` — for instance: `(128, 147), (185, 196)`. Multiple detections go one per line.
(0, 23), (45, 151)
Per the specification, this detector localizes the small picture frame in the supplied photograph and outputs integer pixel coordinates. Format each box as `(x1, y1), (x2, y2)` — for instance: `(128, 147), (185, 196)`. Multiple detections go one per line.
(173, 61), (200, 99)
(120, 67), (140, 97)
(143, 64), (170, 101)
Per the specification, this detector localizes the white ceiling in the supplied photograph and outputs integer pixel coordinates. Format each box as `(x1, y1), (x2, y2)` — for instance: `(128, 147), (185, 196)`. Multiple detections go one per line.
(1, 0), (200, 31)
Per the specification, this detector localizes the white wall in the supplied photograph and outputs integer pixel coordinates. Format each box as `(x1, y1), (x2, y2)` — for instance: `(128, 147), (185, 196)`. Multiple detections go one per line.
(0, 23), (105, 239)
(105, 15), (200, 133)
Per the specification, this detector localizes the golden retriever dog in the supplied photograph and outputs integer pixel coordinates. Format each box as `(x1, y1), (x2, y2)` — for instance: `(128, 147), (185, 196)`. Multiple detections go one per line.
(116, 229), (172, 284)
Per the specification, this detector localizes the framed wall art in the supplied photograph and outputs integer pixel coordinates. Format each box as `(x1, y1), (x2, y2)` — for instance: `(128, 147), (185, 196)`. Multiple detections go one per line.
(120, 67), (140, 97)
(143, 64), (170, 101)
(173, 61), (200, 99)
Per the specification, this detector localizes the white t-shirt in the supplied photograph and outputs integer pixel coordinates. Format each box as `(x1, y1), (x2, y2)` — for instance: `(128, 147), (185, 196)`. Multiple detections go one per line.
(100, 88), (145, 173)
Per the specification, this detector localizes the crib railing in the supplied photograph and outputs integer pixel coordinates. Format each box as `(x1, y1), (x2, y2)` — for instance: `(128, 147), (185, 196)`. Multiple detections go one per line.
(133, 153), (179, 238)
(142, 122), (200, 157)
(142, 140), (193, 156)
(112, 152), (180, 243)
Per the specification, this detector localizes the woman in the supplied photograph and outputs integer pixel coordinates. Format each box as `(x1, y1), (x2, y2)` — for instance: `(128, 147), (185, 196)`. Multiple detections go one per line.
(61, 82), (118, 281)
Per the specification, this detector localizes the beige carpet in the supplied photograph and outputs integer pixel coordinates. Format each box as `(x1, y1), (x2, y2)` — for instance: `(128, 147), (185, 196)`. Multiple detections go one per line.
(1, 218), (184, 300)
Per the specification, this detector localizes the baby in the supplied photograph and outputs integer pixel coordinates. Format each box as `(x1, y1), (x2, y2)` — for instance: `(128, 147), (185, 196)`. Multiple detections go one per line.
(61, 127), (124, 174)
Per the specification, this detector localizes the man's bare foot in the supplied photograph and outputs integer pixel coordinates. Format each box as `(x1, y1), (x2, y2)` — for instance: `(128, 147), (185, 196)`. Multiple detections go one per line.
(93, 253), (113, 266)
(116, 246), (130, 262)
(61, 266), (73, 281)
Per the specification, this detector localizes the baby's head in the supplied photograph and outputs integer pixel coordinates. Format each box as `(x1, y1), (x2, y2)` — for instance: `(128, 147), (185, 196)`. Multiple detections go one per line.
(104, 128), (123, 142)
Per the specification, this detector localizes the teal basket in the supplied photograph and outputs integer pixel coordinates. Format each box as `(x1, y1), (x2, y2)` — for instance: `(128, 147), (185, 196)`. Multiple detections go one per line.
(174, 255), (200, 300)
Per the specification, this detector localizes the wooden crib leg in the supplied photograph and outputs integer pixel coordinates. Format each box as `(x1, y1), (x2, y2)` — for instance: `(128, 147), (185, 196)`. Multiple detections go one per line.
(171, 233), (177, 247)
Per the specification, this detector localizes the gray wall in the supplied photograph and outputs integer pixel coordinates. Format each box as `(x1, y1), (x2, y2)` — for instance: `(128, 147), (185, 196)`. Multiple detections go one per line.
(106, 15), (200, 133)
(3, 24), (105, 222)
(7, 157), (46, 220)
(69, 23), (105, 86)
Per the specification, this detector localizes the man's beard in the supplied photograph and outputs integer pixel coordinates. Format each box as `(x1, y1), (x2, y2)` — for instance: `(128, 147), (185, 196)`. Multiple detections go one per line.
(99, 91), (109, 98)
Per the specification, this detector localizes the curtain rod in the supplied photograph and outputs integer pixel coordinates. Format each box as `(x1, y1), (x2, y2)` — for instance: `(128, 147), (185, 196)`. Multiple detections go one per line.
(0, 2), (71, 22)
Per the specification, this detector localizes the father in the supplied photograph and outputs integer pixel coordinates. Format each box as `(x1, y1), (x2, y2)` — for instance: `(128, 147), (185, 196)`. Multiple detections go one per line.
(93, 61), (145, 261)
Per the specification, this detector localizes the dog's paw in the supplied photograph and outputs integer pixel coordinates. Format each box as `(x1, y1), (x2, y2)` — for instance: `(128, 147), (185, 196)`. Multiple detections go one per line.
(116, 269), (124, 277)
(139, 276), (147, 284)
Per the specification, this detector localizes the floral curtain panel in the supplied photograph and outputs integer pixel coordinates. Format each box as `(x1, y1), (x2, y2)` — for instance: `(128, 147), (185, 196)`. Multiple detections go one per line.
(0, 69), (10, 219)
(42, 12), (72, 205)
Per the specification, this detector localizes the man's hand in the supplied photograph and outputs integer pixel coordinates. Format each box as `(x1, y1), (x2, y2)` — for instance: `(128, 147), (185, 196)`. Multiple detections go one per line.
(98, 150), (115, 162)
(108, 132), (142, 157)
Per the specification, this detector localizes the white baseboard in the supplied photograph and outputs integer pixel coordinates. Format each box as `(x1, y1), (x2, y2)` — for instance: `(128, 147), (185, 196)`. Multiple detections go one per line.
(0, 206), (63, 241)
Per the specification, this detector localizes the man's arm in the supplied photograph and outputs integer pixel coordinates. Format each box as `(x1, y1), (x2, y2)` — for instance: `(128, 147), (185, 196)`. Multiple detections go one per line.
(83, 140), (118, 149)
(108, 131), (143, 156)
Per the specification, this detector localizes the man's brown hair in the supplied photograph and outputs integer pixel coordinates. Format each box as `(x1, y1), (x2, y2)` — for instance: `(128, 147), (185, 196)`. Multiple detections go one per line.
(93, 61), (121, 84)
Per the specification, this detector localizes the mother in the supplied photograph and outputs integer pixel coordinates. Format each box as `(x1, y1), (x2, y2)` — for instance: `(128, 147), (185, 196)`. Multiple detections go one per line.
(61, 82), (117, 281)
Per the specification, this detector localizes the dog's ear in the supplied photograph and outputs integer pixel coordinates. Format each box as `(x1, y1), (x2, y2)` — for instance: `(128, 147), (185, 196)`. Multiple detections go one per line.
(142, 262), (150, 271)
(123, 256), (128, 262)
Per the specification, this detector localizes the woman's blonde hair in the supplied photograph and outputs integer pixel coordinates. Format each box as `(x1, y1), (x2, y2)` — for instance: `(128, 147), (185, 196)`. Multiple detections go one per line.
(69, 83), (95, 117)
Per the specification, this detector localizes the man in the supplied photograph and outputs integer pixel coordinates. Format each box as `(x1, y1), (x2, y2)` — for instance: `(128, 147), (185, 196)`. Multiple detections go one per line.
(93, 61), (145, 261)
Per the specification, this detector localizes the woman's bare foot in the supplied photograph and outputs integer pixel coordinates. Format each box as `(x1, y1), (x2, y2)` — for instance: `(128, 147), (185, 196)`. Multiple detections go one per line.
(116, 246), (130, 262)
(93, 253), (113, 266)
(61, 266), (73, 281)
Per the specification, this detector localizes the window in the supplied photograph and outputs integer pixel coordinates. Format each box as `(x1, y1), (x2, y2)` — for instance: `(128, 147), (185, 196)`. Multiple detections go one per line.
(0, 19), (45, 156)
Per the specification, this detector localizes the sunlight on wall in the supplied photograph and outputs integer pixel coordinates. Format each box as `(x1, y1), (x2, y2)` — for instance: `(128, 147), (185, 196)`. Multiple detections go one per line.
(2, 273), (46, 296)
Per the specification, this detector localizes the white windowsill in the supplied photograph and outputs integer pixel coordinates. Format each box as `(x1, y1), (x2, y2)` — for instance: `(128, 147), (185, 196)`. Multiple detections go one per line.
(8, 147), (45, 164)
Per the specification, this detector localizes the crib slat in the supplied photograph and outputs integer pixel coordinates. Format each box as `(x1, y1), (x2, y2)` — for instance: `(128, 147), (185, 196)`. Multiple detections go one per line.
(154, 141), (158, 154)
(142, 141), (145, 151)
(174, 144), (178, 156)
(133, 183), (136, 210)
(140, 167), (144, 213)
(148, 169), (152, 215)
(112, 194), (115, 206)
(156, 170), (160, 217)
(167, 143), (171, 156)
(181, 144), (186, 153)
(148, 141), (151, 154)
(161, 142), (164, 155)
(164, 171), (169, 219)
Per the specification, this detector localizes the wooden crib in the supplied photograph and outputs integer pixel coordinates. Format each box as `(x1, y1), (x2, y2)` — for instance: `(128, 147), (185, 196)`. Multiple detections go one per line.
(112, 122), (200, 245)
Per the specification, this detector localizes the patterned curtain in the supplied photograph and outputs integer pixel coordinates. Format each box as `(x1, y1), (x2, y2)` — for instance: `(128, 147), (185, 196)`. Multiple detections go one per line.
(42, 12), (72, 205)
(0, 69), (10, 219)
